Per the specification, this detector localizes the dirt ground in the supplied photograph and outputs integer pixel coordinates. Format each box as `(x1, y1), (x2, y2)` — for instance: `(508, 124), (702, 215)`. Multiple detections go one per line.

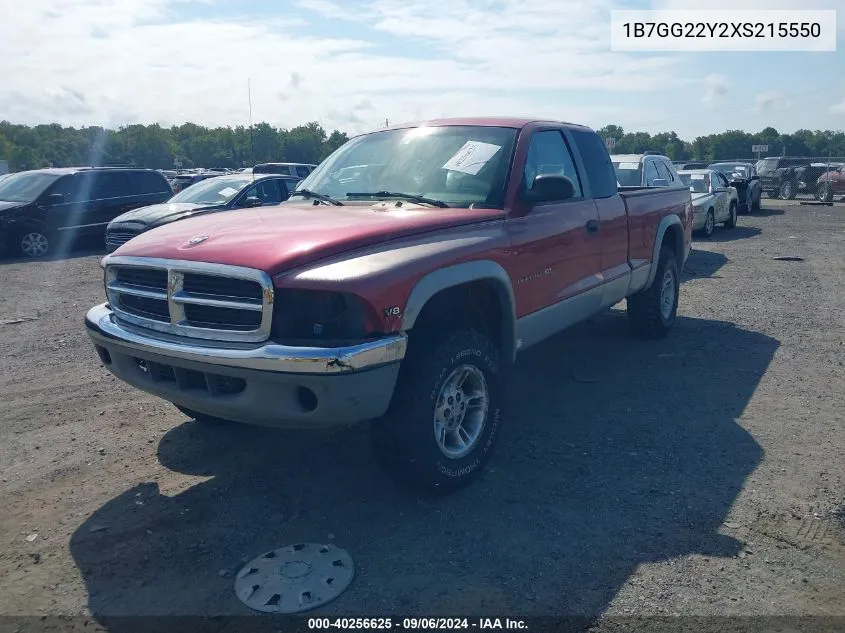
(0, 200), (843, 628)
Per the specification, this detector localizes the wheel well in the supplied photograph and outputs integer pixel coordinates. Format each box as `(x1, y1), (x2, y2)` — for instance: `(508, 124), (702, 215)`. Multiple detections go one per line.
(660, 223), (684, 269)
(409, 280), (511, 360)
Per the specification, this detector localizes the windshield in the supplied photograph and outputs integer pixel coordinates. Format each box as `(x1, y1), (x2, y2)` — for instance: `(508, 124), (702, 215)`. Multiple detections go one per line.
(679, 173), (710, 193)
(169, 176), (249, 205)
(758, 158), (778, 172)
(612, 161), (643, 187)
(0, 171), (60, 203)
(290, 125), (518, 208)
(710, 163), (751, 179)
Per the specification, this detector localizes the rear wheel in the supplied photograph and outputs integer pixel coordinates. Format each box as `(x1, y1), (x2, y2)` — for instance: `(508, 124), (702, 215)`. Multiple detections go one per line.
(627, 246), (679, 340)
(371, 328), (504, 494)
(779, 179), (797, 200)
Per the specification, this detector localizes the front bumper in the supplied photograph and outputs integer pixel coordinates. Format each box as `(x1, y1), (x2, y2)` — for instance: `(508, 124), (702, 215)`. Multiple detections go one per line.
(85, 303), (407, 429)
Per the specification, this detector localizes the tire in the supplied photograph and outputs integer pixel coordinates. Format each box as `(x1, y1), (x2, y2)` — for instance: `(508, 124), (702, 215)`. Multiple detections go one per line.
(752, 191), (761, 211)
(817, 182), (834, 203)
(626, 245), (680, 340)
(724, 202), (737, 229)
(698, 208), (715, 238)
(175, 405), (234, 426)
(16, 228), (51, 258)
(371, 328), (504, 494)
(779, 180), (797, 200)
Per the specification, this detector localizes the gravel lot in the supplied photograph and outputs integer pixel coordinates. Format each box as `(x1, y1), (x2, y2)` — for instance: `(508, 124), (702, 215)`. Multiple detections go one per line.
(0, 200), (843, 629)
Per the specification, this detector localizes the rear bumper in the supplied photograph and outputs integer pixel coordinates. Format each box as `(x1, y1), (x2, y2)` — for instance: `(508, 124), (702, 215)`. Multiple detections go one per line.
(85, 303), (406, 429)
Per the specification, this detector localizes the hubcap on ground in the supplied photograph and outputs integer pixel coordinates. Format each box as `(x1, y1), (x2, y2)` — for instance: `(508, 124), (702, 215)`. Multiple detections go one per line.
(659, 267), (676, 321)
(433, 364), (489, 459)
(21, 232), (49, 257)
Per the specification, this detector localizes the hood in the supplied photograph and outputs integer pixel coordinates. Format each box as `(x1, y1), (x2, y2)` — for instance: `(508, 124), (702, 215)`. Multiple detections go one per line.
(110, 202), (504, 275)
(109, 202), (221, 228)
(0, 200), (27, 214)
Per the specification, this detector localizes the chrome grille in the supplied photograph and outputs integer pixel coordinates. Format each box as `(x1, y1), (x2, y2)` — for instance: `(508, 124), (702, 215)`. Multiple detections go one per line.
(105, 256), (274, 343)
(106, 230), (141, 249)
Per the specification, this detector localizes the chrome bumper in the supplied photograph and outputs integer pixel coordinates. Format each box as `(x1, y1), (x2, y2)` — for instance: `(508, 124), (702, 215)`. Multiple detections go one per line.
(85, 303), (407, 374)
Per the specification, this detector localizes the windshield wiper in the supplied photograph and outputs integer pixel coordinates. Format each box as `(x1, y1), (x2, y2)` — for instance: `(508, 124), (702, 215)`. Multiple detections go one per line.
(288, 189), (344, 206)
(345, 191), (449, 208)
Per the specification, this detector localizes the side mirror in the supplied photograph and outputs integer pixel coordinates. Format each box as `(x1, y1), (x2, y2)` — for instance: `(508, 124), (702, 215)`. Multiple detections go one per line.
(524, 174), (575, 204)
(750, 175), (760, 180)
(651, 178), (669, 187)
(44, 193), (64, 205)
(242, 196), (263, 208)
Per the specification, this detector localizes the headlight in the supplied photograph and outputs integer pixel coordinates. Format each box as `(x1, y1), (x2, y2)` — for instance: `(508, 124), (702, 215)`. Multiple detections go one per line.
(271, 289), (380, 343)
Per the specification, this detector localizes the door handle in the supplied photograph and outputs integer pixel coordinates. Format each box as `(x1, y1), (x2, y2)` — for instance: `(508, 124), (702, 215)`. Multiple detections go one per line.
(585, 219), (599, 235)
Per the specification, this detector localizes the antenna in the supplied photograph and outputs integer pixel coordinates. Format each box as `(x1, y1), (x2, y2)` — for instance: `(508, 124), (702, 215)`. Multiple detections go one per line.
(248, 77), (255, 182)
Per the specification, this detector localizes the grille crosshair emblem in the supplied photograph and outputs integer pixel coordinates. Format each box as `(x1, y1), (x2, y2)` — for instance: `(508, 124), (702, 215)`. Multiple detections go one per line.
(186, 235), (209, 247)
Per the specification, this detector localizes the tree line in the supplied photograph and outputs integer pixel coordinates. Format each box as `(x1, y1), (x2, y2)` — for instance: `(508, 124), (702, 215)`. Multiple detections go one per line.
(1, 120), (844, 172)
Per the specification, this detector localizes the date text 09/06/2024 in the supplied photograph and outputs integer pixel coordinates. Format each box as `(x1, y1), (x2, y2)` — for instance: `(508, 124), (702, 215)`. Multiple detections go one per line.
(307, 618), (528, 630)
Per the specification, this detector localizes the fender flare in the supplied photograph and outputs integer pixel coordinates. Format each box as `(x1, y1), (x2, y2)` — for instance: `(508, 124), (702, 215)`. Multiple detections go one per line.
(645, 214), (684, 289)
(401, 260), (518, 363)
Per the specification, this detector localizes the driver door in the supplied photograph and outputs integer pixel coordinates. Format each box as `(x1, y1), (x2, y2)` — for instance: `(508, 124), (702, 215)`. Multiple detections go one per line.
(712, 172), (730, 221)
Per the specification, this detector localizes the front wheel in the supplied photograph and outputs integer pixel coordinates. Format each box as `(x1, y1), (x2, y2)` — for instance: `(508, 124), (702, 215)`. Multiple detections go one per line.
(17, 228), (52, 258)
(724, 202), (737, 229)
(371, 329), (504, 494)
(700, 209), (715, 238)
(626, 245), (679, 340)
(817, 182), (834, 203)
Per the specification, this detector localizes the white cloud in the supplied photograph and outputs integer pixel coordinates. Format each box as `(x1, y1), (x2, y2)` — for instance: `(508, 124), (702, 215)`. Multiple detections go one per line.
(831, 99), (845, 115)
(0, 0), (683, 134)
(701, 74), (729, 108)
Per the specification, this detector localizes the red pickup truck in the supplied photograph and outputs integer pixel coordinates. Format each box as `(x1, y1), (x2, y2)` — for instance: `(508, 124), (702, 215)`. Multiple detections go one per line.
(85, 118), (692, 492)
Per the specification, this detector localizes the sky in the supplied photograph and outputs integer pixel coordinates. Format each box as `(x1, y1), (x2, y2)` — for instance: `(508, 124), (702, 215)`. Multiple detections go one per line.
(0, 0), (842, 139)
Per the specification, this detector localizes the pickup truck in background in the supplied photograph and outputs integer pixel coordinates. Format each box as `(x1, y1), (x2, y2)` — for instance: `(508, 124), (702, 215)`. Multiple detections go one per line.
(85, 118), (693, 493)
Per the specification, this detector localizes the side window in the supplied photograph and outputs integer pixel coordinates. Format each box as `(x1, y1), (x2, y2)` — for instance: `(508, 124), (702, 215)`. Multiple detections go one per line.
(523, 130), (583, 198)
(568, 128), (617, 198)
(131, 171), (171, 195)
(92, 172), (130, 199)
(654, 160), (671, 183)
(47, 175), (83, 201)
(644, 160), (660, 186)
(295, 166), (310, 178)
(243, 180), (282, 205)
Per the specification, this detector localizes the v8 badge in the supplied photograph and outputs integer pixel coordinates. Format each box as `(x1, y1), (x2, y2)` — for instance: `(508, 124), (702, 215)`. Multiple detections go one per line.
(383, 306), (402, 317)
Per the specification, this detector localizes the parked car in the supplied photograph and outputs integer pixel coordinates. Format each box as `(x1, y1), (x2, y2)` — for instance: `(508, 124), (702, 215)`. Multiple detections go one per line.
(611, 153), (682, 187)
(105, 174), (301, 251)
(253, 163), (317, 178)
(169, 172), (216, 194)
(86, 117), (692, 492)
(707, 161), (762, 212)
(0, 167), (172, 258)
(755, 156), (809, 199)
(678, 169), (738, 238)
(815, 165), (845, 202)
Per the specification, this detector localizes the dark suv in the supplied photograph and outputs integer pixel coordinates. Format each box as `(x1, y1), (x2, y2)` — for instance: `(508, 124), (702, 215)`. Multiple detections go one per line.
(755, 157), (810, 200)
(0, 167), (172, 258)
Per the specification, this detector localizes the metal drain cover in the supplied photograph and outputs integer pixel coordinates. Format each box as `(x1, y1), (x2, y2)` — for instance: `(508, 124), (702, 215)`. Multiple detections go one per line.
(234, 543), (354, 613)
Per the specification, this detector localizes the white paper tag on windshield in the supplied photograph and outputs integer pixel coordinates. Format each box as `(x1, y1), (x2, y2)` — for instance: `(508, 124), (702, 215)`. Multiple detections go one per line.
(691, 174), (705, 180)
(442, 141), (502, 176)
(218, 187), (238, 197)
(618, 162), (640, 170)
